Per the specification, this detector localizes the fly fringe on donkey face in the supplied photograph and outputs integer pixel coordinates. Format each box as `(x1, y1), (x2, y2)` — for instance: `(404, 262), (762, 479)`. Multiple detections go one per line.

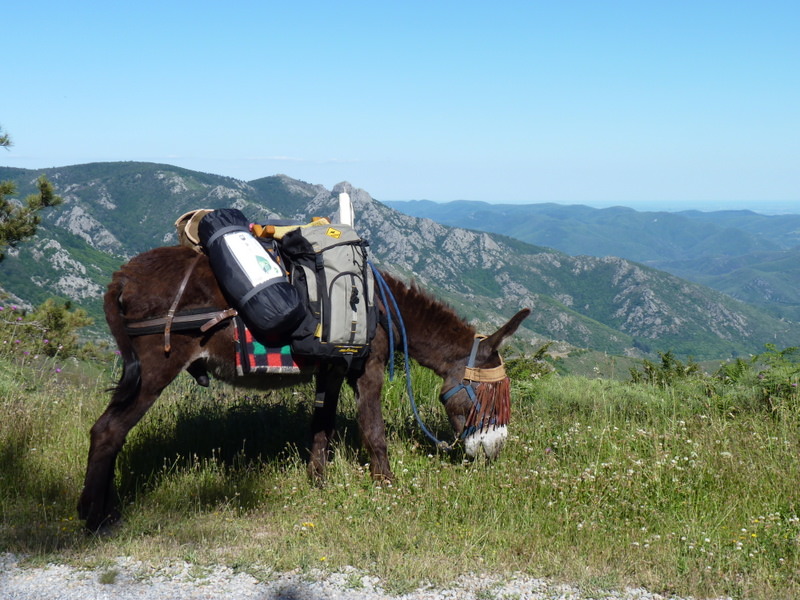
(438, 334), (514, 460)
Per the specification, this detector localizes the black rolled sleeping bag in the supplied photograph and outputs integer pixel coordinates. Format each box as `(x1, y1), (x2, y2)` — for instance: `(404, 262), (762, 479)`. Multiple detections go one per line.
(198, 208), (305, 340)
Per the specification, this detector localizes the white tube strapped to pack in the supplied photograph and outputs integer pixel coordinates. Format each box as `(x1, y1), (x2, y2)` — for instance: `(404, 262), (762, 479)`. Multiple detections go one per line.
(336, 191), (354, 226)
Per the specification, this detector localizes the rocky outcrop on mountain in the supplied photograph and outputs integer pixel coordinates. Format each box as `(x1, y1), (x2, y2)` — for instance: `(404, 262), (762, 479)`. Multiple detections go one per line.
(54, 204), (123, 254)
(6, 237), (104, 302)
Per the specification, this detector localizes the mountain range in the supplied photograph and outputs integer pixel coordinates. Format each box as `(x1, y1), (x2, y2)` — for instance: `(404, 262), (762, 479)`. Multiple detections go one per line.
(384, 200), (800, 322)
(1, 162), (798, 360)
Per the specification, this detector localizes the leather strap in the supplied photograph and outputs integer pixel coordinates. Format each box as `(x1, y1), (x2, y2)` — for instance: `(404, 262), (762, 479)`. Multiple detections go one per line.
(164, 254), (202, 353)
(200, 308), (238, 332)
(126, 309), (237, 335)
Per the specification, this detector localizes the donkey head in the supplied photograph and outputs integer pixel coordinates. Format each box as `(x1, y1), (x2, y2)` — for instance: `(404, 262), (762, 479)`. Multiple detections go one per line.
(439, 308), (531, 459)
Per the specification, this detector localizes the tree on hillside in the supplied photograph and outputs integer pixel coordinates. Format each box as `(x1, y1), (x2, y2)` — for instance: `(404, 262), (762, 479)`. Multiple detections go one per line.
(0, 124), (63, 261)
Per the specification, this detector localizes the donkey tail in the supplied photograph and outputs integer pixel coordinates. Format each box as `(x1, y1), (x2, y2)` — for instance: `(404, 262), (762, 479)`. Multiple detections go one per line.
(104, 275), (141, 406)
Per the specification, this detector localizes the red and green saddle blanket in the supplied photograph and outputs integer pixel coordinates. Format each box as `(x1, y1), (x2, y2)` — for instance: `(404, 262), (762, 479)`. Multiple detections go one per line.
(233, 317), (307, 375)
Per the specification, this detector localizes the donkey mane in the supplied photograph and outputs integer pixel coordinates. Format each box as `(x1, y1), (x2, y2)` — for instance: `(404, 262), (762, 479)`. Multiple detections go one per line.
(379, 272), (476, 367)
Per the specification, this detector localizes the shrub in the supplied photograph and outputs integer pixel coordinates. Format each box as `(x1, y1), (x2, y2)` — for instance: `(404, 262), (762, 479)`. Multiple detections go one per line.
(628, 351), (702, 387)
(504, 343), (555, 381)
(753, 344), (800, 413)
(0, 299), (93, 360)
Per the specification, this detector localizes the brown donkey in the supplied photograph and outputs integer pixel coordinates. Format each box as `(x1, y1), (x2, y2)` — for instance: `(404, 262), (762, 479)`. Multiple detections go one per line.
(78, 245), (530, 531)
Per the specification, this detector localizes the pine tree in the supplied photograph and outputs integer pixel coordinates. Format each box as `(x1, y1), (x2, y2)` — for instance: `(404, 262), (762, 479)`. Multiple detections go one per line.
(0, 125), (63, 261)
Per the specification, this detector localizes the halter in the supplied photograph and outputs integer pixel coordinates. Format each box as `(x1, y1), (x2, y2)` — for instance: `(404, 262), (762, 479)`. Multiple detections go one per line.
(370, 264), (510, 450)
(440, 335), (511, 437)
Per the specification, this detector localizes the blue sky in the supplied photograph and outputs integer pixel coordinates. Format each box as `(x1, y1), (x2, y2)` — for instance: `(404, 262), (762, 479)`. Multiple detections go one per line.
(3, 1), (798, 211)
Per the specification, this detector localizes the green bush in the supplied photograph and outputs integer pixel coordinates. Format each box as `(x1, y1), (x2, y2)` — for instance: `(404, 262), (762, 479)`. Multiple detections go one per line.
(753, 344), (800, 413)
(628, 350), (702, 387)
(0, 298), (94, 360)
(504, 343), (555, 381)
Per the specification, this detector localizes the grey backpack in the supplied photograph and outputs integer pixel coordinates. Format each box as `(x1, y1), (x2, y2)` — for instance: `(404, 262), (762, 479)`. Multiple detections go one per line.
(280, 223), (378, 362)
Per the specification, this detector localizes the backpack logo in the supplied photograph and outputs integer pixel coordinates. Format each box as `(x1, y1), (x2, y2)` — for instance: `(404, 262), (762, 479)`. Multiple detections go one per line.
(326, 227), (342, 239)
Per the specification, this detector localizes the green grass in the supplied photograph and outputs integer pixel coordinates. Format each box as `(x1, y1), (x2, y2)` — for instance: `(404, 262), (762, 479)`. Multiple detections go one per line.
(1, 356), (799, 599)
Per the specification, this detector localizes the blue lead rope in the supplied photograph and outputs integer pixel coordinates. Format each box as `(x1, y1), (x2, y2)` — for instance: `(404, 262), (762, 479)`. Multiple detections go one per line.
(369, 263), (453, 451)
(369, 263), (395, 380)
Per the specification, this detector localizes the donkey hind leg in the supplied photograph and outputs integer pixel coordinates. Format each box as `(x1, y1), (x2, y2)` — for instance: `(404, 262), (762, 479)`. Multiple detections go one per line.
(78, 390), (162, 531)
(307, 362), (347, 484)
(78, 354), (183, 531)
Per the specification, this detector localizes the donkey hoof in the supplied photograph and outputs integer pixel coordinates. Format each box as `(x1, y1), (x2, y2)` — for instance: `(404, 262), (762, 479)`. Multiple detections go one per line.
(82, 508), (123, 535)
(307, 462), (326, 487)
(371, 471), (395, 485)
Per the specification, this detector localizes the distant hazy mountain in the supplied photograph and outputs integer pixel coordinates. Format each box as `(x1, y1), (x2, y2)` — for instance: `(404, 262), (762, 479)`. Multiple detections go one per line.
(385, 199), (800, 321)
(1, 162), (798, 359)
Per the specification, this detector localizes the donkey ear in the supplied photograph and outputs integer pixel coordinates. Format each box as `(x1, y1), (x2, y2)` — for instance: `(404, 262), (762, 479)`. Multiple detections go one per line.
(479, 308), (531, 356)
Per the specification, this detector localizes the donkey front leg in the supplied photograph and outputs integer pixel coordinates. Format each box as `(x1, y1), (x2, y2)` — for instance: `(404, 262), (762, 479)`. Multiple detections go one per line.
(307, 363), (346, 484)
(353, 342), (394, 482)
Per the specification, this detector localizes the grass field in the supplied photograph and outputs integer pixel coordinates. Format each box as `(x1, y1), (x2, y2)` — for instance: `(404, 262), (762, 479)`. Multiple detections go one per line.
(1, 349), (799, 599)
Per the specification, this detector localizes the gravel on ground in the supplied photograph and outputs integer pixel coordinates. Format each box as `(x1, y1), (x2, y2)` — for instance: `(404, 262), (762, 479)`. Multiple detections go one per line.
(0, 553), (735, 600)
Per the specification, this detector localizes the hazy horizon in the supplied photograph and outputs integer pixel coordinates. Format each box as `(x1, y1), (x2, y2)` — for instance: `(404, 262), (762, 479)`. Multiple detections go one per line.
(3, 159), (795, 216)
(385, 198), (798, 216)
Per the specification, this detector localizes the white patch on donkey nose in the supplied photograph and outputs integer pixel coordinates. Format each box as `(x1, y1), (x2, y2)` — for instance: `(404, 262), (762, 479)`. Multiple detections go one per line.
(464, 425), (508, 459)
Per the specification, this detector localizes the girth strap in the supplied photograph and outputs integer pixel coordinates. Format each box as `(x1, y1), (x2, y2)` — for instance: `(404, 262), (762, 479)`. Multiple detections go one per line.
(125, 307), (238, 337)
